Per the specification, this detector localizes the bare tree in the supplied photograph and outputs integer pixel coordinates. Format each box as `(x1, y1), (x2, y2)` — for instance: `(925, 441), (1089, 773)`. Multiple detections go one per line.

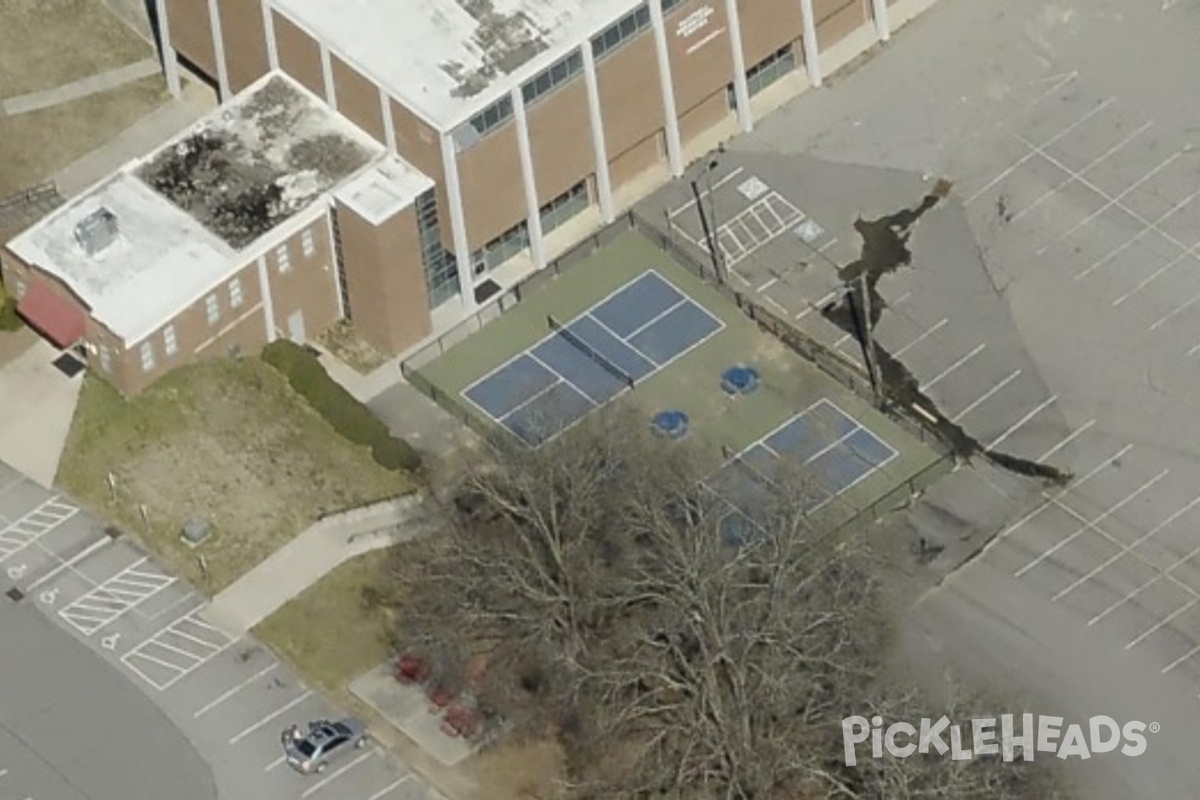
(388, 412), (1062, 799)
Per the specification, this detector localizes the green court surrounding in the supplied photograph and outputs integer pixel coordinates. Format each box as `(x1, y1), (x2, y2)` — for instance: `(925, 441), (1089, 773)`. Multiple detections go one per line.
(410, 229), (947, 532)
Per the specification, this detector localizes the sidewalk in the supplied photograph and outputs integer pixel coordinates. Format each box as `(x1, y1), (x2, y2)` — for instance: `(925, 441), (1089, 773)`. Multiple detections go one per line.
(0, 337), (85, 489)
(201, 493), (439, 636)
(0, 58), (161, 117)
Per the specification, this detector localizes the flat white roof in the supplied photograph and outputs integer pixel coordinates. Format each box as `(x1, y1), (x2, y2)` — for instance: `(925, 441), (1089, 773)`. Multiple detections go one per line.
(8, 71), (432, 345)
(272, 0), (641, 131)
(8, 173), (238, 344)
(335, 157), (435, 225)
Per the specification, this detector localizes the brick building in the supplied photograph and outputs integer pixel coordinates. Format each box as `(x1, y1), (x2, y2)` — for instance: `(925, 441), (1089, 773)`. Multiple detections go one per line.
(2, 0), (939, 393)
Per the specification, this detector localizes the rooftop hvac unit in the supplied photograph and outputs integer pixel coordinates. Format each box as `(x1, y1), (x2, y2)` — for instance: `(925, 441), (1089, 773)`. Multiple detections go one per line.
(74, 207), (119, 255)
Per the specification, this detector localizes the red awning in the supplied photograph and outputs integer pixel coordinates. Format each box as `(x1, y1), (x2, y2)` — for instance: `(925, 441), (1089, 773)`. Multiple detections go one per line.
(17, 282), (86, 348)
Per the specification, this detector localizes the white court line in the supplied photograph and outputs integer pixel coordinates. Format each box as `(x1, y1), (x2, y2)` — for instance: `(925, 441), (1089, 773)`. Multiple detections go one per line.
(301, 751), (373, 798)
(1013, 470), (1169, 578)
(667, 166), (746, 218)
(1126, 598), (1199, 650)
(194, 662), (278, 718)
(951, 370), (1021, 423)
(893, 318), (948, 357)
(366, 776), (413, 799)
(1053, 493), (1200, 602)
(1010, 121), (1153, 223)
(994, 441), (1131, 544)
(985, 395), (1057, 451)
(229, 690), (313, 744)
(920, 343), (986, 391)
(964, 97), (1114, 205)
(1047, 151), (1183, 250)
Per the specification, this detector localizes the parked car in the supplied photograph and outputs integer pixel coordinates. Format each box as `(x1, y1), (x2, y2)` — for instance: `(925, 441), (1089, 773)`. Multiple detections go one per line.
(281, 718), (368, 774)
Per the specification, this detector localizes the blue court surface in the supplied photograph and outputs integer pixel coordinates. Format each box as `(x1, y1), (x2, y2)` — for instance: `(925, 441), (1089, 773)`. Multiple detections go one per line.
(462, 270), (724, 446)
(707, 399), (898, 540)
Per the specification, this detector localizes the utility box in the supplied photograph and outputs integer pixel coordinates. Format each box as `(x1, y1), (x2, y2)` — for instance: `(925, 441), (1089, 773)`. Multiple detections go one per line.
(181, 518), (211, 548)
(74, 207), (119, 255)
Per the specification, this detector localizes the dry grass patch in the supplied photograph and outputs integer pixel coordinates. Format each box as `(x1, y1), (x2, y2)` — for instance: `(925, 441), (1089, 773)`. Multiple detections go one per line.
(255, 547), (397, 693)
(0, 0), (153, 98)
(319, 321), (392, 375)
(0, 75), (168, 196)
(57, 358), (412, 592)
(466, 740), (567, 800)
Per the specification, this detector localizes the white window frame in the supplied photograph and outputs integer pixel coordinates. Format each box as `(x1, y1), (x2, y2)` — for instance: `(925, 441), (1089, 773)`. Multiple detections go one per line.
(300, 228), (315, 258)
(98, 345), (112, 372)
(139, 341), (156, 372)
(205, 293), (220, 326)
(13, 278), (26, 299)
(276, 243), (292, 273)
(163, 324), (178, 356)
(229, 276), (244, 309)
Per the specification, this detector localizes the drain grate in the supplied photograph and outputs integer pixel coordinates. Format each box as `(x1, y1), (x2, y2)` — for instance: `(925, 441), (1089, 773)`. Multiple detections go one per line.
(6, 587), (25, 602)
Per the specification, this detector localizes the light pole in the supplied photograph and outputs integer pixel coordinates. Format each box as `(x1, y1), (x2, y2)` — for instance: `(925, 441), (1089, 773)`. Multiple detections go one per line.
(689, 150), (727, 284)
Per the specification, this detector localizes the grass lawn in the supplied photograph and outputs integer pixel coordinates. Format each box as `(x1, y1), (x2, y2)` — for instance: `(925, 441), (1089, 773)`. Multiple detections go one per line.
(254, 546), (397, 694)
(57, 358), (413, 592)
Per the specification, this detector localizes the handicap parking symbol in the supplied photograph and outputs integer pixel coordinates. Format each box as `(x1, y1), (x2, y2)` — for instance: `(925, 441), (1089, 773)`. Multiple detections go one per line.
(39, 588), (58, 605)
(101, 633), (120, 651)
(7, 563), (26, 580)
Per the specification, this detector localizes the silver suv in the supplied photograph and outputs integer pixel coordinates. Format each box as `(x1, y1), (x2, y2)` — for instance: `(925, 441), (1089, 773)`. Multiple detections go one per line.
(281, 718), (368, 774)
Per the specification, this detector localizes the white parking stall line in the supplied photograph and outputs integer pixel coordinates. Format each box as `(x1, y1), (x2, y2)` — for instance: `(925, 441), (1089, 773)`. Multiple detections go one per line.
(985, 395), (1058, 451)
(1079, 190), (1200, 285)
(1089, 536), (1200, 626)
(758, 277), (778, 292)
(0, 497), (78, 563)
(1038, 418), (1096, 462)
(229, 690), (314, 744)
(367, 777), (413, 800)
(1010, 121), (1153, 224)
(763, 295), (790, 316)
(1161, 642), (1200, 674)
(1126, 598), (1200, 651)
(26, 536), (110, 591)
(951, 370), (1021, 423)
(667, 166), (746, 218)
(920, 343), (986, 391)
(964, 97), (1114, 205)
(1046, 151), (1184, 252)
(301, 751), (373, 798)
(1053, 493), (1200, 602)
(893, 318), (949, 357)
(121, 607), (238, 691)
(264, 755), (287, 772)
(1149, 286), (1200, 331)
(58, 557), (176, 635)
(1013, 470), (1170, 578)
(993, 442), (1132, 545)
(194, 662), (279, 717)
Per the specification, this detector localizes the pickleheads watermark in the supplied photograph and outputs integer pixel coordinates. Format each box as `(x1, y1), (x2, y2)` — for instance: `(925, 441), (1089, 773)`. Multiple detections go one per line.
(842, 714), (1159, 766)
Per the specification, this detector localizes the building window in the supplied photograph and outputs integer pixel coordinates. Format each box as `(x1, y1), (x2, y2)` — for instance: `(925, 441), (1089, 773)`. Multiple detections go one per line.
(539, 181), (590, 236)
(521, 50), (584, 106)
(661, 0), (685, 13)
(139, 341), (155, 372)
(592, 4), (652, 60)
(470, 221), (529, 276)
(205, 293), (220, 326)
(730, 44), (798, 110)
(415, 189), (460, 308)
(162, 324), (178, 356)
(98, 346), (112, 372)
(276, 243), (291, 273)
(228, 277), (244, 309)
(13, 278), (26, 299)
(301, 228), (315, 258)
(454, 95), (515, 150)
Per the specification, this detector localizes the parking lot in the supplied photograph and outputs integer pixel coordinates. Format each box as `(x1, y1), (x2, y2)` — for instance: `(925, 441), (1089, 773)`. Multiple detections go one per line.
(0, 461), (441, 800)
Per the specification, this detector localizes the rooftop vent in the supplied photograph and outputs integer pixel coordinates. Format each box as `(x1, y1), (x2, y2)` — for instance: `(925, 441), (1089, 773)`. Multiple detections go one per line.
(74, 207), (119, 256)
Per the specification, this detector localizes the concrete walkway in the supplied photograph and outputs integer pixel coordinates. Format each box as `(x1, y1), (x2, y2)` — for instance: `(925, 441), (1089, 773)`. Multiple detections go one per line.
(201, 493), (440, 636)
(0, 58), (161, 117)
(0, 338), (85, 489)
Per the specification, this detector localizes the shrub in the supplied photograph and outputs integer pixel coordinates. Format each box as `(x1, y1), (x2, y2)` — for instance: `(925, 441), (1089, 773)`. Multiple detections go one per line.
(262, 340), (422, 472)
(0, 296), (22, 331)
